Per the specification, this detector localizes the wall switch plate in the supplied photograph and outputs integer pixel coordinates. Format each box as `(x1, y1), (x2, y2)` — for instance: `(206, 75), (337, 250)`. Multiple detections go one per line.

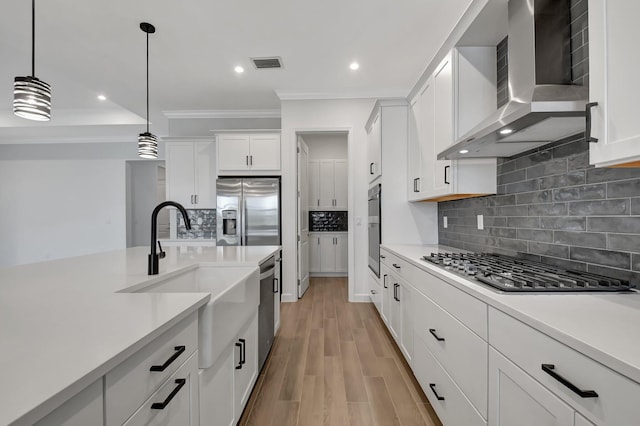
(443, 216), (448, 228)
(477, 214), (484, 230)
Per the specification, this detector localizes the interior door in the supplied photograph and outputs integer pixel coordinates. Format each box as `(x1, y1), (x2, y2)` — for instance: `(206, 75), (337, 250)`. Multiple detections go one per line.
(297, 136), (310, 298)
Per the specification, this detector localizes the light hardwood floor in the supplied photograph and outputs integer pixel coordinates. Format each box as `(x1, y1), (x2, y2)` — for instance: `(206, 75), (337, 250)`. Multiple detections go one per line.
(240, 277), (443, 426)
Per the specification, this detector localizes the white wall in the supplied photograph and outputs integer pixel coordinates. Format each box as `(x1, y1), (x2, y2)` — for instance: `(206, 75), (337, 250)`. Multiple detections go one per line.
(126, 161), (166, 248)
(303, 133), (348, 160)
(0, 159), (126, 267)
(280, 98), (376, 302)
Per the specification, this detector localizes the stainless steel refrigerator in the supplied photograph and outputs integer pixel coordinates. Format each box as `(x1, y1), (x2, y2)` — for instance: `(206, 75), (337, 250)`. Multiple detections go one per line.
(216, 177), (281, 246)
(216, 177), (281, 371)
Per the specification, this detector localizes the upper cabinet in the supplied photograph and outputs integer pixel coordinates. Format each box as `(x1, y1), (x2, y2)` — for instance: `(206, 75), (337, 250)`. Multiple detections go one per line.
(408, 52), (497, 202)
(588, 0), (640, 167)
(166, 140), (216, 208)
(366, 112), (382, 183)
(217, 133), (281, 173)
(308, 159), (347, 210)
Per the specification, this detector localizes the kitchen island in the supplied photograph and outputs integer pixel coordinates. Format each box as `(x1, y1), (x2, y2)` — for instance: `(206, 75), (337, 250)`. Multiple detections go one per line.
(0, 245), (279, 425)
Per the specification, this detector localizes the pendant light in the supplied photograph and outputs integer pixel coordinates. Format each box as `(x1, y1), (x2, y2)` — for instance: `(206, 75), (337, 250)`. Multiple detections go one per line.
(138, 22), (158, 159)
(13, 0), (51, 121)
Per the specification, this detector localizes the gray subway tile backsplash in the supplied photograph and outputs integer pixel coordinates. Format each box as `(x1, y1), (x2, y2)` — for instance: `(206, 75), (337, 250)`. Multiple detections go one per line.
(176, 209), (216, 239)
(438, 137), (640, 286)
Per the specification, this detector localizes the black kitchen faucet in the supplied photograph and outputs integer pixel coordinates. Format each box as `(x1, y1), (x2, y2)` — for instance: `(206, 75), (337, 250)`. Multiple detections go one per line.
(148, 201), (191, 275)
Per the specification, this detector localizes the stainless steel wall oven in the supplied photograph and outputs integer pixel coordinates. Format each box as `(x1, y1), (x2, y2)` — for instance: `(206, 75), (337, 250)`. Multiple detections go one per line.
(368, 184), (381, 277)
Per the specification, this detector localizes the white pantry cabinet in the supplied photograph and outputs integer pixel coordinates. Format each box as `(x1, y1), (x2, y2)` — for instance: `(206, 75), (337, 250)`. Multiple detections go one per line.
(366, 110), (382, 183)
(217, 133), (280, 173)
(308, 159), (347, 210)
(309, 233), (347, 275)
(166, 140), (216, 208)
(408, 52), (496, 202)
(588, 0), (640, 167)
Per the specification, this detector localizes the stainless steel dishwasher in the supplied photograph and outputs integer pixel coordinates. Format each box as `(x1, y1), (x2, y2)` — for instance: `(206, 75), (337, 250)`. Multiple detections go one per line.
(258, 255), (276, 370)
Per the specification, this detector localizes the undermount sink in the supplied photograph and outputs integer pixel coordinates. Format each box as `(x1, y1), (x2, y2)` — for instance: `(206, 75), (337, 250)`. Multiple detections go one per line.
(136, 266), (260, 369)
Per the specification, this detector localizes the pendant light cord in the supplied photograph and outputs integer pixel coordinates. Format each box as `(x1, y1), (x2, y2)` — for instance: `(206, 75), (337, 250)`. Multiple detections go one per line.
(31, 0), (35, 77)
(146, 30), (150, 134)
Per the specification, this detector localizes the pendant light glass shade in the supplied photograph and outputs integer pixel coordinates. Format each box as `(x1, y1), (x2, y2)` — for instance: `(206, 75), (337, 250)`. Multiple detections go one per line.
(14, 0), (51, 122)
(138, 132), (158, 159)
(138, 22), (157, 159)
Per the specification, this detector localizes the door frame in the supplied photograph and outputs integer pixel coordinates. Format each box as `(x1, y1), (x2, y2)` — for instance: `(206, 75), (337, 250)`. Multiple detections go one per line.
(297, 136), (310, 298)
(294, 128), (353, 301)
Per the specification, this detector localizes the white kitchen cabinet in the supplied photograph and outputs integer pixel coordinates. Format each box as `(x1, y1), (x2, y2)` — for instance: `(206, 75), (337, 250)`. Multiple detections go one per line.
(367, 111), (382, 183)
(489, 347), (574, 426)
(34, 379), (103, 426)
(166, 140), (216, 208)
(380, 266), (391, 325)
(274, 254), (281, 333)
(217, 133), (280, 172)
(308, 159), (347, 210)
(123, 351), (199, 426)
(309, 233), (347, 275)
(368, 269), (382, 314)
(575, 413), (595, 426)
(588, 0), (640, 167)
(400, 280), (413, 362)
(199, 311), (259, 426)
(408, 52), (496, 202)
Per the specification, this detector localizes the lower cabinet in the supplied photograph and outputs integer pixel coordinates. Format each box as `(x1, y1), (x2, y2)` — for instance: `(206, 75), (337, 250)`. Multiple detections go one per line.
(386, 271), (413, 362)
(309, 233), (347, 275)
(199, 311), (259, 426)
(380, 267), (391, 325)
(34, 379), (103, 426)
(488, 347), (573, 426)
(368, 269), (382, 314)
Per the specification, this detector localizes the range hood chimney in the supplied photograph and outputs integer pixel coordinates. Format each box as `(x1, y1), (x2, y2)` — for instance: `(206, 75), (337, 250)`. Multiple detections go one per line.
(439, 0), (589, 160)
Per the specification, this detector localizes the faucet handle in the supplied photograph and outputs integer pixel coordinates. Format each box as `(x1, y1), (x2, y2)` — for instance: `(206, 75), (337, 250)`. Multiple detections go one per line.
(157, 241), (166, 259)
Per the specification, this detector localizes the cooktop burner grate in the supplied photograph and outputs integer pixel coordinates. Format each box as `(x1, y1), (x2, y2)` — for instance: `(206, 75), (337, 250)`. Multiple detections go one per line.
(421, 252), (635, 292)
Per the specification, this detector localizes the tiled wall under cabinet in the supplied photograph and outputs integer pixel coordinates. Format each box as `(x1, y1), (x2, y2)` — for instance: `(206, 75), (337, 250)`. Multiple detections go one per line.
(176, 209), (216, 239)
(309, 211), (348, 232)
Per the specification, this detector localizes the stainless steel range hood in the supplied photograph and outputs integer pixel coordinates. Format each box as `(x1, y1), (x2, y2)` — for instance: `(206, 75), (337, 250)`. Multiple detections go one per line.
(439, 0), (588, 160)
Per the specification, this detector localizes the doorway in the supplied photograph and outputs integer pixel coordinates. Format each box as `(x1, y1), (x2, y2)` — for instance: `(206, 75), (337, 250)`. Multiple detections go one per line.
(296, 132), (349, 298)
(125, 160), (168, 248)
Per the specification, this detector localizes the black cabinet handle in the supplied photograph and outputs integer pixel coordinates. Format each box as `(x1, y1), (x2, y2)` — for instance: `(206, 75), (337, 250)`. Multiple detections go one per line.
(429, 329), (445, 342)
(380, 255), (386, 259)
(586, 102), (599, 143)
(541, 364), (598, 398)
(151, 379), (187, 409)
(429, 383), (445, 401)
(370, 162), (374, 175)
(273, 277), (279, 294)
(235, 342), (243, 369)
(239, 338), (246, 365)
(394, 283), (400, 301)
(416, 177), (420, 192)
(392, 263), (400, 269)
(383, 274), (388, 289)
(250, 155), (253, 165)
(150, 346), (185, 372)
(444, 165), (450, 184)
(246, 155), (249, 166)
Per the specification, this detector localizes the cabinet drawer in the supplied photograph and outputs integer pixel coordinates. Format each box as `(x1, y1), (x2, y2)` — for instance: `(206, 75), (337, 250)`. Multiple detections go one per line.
(413, 337), (486, 426)
(408, 264), (487, 340)
(123, 350), (199, 426)
(380, 250), (407, 277)
(489, 308), (640, 425)
(414, 290), (487, 419)
(106, 314), (198, 426)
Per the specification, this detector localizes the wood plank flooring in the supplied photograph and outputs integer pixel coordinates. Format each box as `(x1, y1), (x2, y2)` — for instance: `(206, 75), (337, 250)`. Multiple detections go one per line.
(239, 277), (443, 426)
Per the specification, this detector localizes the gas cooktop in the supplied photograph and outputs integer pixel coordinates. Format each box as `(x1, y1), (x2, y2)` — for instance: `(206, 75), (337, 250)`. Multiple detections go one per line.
(421, 252), (635, 293)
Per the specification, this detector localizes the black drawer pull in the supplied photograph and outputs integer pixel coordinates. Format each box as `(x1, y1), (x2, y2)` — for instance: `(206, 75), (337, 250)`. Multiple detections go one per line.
(239, 338), (246, 365)
(383, 274), (388, 289)
(151, 378), (186, 410)
(394, 283), (400, 301)
(429, 383), (445, 401)
(150, 346), (186, 372)
(380, 255), (386, 259)
(444, 165), (450, 184)
(585, 102), (599, 143)
(429, 329), (445, 342)
(541, 364), (598, 398)
(273, 277), (279, 294)
(235, 342), (243, 369)
(392, 263), (401, 269)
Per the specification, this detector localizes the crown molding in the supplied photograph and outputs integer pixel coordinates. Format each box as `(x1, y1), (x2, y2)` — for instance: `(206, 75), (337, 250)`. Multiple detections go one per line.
(275, 89), (408, 101)
(162, 109), (281, 119)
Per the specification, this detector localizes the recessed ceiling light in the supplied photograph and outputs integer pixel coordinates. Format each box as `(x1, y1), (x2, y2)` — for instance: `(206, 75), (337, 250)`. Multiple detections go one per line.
(459, 149), (469, 154)
(234, 66), (244, 74)
(349, 62), (359, 71)
(499, 128), (513, 135)
(97, 94), (107, 101)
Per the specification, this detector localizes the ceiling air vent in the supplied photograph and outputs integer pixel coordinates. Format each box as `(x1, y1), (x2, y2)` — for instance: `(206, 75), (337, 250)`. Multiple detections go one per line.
(251, 57), (283, 70)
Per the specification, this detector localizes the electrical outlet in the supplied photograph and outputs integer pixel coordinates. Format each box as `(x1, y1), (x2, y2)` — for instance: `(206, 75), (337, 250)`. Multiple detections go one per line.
(443, 216), (448, 228)
(477, 214), (484, 230)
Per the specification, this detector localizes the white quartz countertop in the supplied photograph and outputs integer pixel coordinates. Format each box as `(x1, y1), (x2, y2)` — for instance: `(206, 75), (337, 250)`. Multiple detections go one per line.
(382, 244), (640, 385)
(0, 244), (280, 425)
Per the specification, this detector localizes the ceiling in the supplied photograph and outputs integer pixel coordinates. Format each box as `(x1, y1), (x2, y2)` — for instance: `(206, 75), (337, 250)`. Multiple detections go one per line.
(0, 0), (475, 142)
